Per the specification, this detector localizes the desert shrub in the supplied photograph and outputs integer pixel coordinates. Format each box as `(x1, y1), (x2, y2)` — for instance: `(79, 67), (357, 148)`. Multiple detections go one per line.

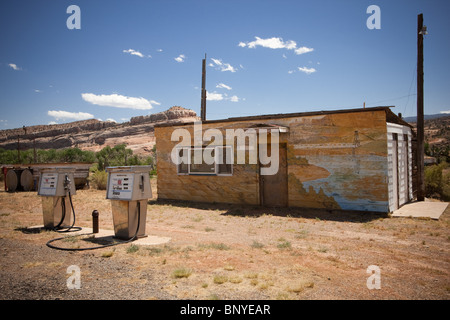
(442, 170), (450, 201)
(425, 162), (449, 200)
(172, 267), (192, 279)
(89, 169), (108, 190)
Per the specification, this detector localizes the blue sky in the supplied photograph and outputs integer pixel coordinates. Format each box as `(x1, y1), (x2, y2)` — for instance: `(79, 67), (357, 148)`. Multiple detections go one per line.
(0, 0), (449, 129)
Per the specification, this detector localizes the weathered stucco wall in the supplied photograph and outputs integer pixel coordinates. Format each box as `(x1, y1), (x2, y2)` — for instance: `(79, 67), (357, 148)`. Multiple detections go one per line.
(155, 123), (260, 205)
(155, 109), (391, 212)
(286, 110), (389, 212)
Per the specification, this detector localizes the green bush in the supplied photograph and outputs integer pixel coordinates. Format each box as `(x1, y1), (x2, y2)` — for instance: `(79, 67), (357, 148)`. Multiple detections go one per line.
(442, 170), (450, 201)
(425, 162), (450, 201)
(0, 147), (95, 165)
(89, 170), (108, 190)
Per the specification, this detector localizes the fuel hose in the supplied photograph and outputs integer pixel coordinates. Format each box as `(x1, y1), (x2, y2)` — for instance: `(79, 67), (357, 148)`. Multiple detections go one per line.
(46, 199), (141, 251)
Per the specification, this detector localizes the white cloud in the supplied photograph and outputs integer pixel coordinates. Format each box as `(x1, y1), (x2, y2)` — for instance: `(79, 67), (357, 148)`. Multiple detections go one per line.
(34, 89), (42, 93)
(48, 121), (57, 125)
(105, 118), (117, 123)
(211, 58), (222, 66)
(81, 93), (158, 110)
(221, 64), (236, 72)
(123, 49), (145, 58)
(174, 54), (185, 62)
(216, 83), (232, 90)
(8, 63), (21, 70)
(157, 49), (163, 52)
(241, 37), (296, 50)
(48, 110), (94, 121)
(206, 92), (224, 101)
(295, 47), (314, 55)
(210, 58), (236, 72)
(206, 92), (241, 102)
(440, 110), (450, 114)
(0, 119), (8, 126)
(298, 66), (316, 74)
(239, 36), (314, 55)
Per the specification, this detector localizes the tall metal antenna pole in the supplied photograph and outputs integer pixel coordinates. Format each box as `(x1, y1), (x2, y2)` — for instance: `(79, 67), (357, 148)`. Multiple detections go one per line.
(416, 13), (425, 201)
(201, 54), (207, 121)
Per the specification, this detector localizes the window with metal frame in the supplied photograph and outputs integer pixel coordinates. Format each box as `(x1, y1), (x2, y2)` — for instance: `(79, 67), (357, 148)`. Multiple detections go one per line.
(216, 145), (233, 175)
(189, 147), (216, 174)
(176, 146), (233, 176)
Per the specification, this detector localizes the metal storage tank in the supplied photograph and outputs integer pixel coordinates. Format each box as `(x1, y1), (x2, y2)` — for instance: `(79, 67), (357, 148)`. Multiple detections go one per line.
(20, 169), (34, 191)
(5, 169), (20, 192)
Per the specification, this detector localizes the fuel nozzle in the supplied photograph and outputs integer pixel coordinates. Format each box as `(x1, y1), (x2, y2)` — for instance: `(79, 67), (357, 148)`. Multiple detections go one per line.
(64, 174), (71, 191)
(139, 174), (145, 192)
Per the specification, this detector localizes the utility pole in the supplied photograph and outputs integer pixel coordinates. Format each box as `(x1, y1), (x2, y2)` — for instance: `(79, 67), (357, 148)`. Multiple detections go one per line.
(201, 54), (207, 121)
(416, 13), (425, 201)
(33, 136), (37, 163)
(17, 135), (20, 163)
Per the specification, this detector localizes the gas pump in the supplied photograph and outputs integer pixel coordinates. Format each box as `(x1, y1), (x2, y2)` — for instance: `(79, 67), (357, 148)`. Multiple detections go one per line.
(37, 168), (78, 231)
(106, 166), (152, 240)
(41, 165), (155, 251)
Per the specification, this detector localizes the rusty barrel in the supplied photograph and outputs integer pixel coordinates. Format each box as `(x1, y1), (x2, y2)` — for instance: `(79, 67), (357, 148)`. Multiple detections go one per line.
(5, 169), (20, 192)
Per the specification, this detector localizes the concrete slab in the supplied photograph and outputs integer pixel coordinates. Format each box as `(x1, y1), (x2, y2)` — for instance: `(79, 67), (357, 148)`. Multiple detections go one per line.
(392, 200), (449, 220)
(29, 225), (171, 246)
(74, 227), (171, 246)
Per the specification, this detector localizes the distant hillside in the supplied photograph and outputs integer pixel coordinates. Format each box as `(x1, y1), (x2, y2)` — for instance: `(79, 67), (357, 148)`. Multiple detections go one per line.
(408, 114), (450, 162)
(0, 106), (199, 156)
(403, 113), (450, 123)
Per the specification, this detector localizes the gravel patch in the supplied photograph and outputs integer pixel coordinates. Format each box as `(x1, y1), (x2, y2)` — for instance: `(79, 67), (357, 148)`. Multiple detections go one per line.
(0, 238), (175, 300)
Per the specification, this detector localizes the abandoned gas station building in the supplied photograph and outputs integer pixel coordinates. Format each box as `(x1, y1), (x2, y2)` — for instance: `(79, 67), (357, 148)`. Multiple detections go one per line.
(155, 106), (414, 213)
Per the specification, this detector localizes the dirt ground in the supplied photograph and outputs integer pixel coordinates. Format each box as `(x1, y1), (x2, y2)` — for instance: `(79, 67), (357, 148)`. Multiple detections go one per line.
(0, 178), (449, 300)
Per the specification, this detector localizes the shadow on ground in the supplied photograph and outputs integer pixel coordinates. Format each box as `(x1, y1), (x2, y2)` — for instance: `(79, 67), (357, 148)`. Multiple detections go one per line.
(149, 199), (388, 223)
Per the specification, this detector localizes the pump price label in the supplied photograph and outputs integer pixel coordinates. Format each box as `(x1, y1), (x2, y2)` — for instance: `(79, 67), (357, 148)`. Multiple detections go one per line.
(107, 173), (134, 200)
(39, 173), (58, 196)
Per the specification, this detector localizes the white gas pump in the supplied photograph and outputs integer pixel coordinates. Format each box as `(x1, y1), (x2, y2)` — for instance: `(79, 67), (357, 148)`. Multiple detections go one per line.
(37, 168), (77, 231)
(106, 166), (152, 240)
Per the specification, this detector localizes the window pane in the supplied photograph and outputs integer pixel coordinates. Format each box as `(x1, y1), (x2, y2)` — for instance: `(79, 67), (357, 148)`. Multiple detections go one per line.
(178, 148), (188, 174)
(189, 148), (215, 174)
(217, 146), (232, 175)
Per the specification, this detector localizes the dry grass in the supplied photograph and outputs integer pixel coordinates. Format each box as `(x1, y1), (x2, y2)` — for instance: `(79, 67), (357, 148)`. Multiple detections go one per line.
(172, 267), (192, 279)
(1, 180), (450, 300)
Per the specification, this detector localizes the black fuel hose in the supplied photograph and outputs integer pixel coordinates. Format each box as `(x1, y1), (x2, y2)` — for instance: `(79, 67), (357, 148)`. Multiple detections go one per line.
(46, 200), (141, 251)
(52, 193), (81, 233)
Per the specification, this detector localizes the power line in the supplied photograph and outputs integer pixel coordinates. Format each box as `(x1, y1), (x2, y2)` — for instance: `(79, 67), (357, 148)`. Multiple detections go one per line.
(365, 93), (417, 107)
(403, 65), (417, 116)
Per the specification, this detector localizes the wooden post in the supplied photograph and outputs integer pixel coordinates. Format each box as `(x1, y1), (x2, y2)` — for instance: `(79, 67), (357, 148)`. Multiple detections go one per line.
(416, 13), (425, 201)
(33, 137), (37, 163)
(17, 135), (20, 163)
(201, 54), (207, 121)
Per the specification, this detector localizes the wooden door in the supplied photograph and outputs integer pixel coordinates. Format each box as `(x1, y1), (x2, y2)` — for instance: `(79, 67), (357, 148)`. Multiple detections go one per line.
(392, 134), (399, 210)
(402, 134), (410, 203)
(260, 143), (288, 207)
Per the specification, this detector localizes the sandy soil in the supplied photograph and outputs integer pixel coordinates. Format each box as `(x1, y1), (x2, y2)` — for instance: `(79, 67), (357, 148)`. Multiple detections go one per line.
(0, 179), (449, 300)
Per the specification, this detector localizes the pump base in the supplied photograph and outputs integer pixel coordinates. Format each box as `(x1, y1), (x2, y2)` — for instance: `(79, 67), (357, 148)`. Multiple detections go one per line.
(111, 199), (147, 240)
(113, 234), (148, 241)
(41, 196), (72, 229)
